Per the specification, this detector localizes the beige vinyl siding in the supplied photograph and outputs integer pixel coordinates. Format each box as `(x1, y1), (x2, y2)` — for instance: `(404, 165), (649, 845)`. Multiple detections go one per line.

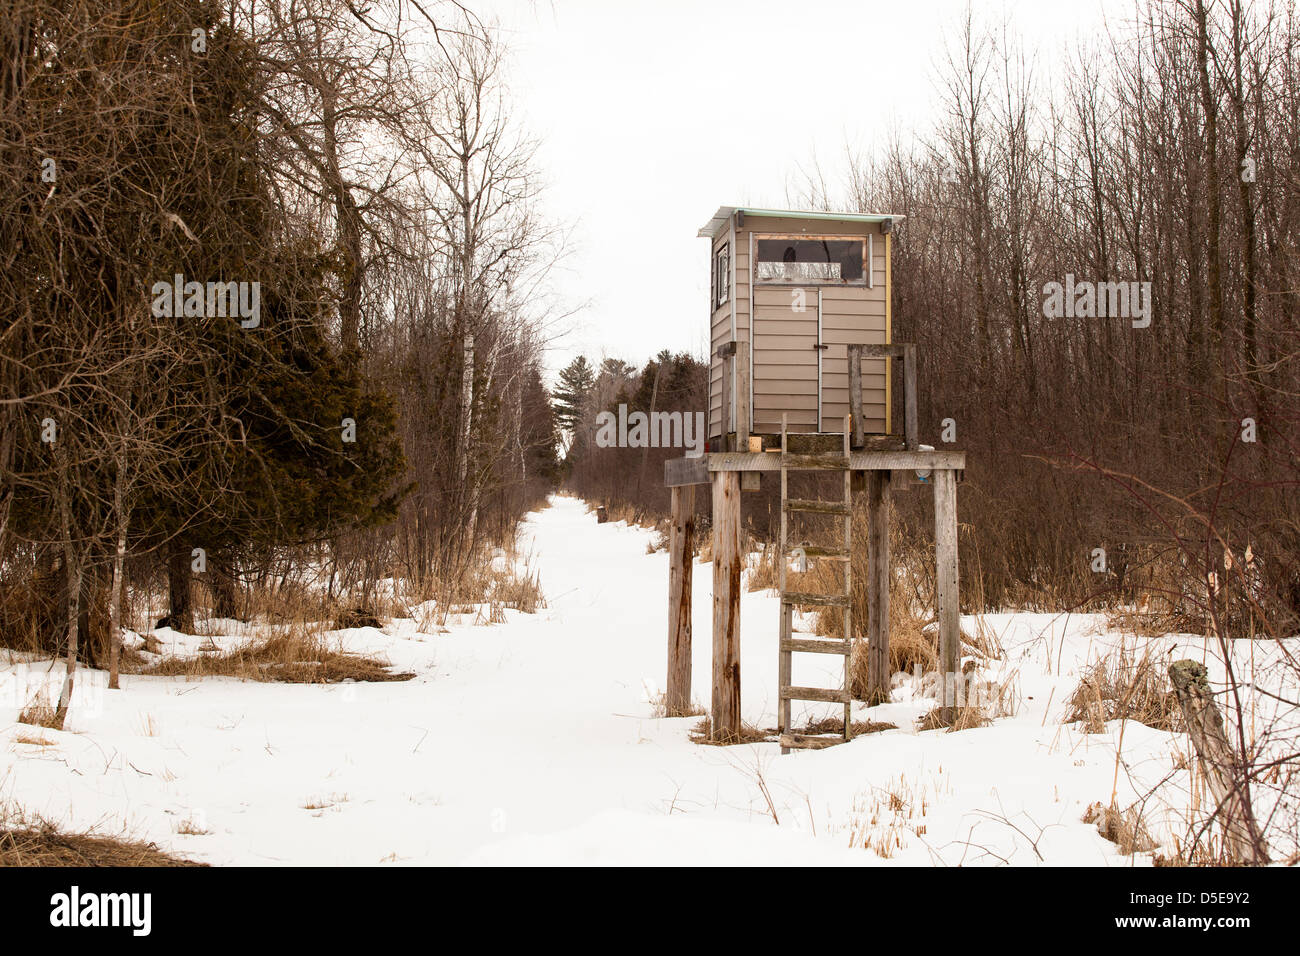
(819, 276), (888, 432)
(752, 283), (817, 433)
(705, 212), (894, 439)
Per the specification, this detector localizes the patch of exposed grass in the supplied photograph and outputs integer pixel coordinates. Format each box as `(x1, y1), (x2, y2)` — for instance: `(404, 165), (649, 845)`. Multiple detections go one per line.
(917, 704), (990, 732)
(17, 696), (58, 729)
(649, 692), (706, 718)
(0, 821), (205, 866)
(138, 624), (413, 684)
(795, 716), (898, 736)
(688, 717), (775, 746)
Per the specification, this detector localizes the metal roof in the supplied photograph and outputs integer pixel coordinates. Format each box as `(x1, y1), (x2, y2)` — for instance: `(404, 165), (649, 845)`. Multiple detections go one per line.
(697, 205), (903, 238)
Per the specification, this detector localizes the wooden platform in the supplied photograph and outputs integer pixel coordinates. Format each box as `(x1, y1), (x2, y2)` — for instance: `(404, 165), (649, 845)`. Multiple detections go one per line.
(664, 448), (965, 487)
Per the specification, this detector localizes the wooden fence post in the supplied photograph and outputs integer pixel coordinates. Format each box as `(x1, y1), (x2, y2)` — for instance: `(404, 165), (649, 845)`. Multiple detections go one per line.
(711, 470), (742, 740)
(933, 468), (960, 714)
(666, 485), (695, 716)
(865, 470), (891, 704)
(1168, 660), (1269, 864)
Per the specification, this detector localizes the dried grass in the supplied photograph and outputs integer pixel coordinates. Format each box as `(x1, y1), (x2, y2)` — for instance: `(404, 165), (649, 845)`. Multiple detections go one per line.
(648, 692), (705, 718)
(0, 820), (204, 866)
(917, 704), (990, 732)
(17, 696), (58, 729)
(688, 717), (775, 746)
(795, 716), (897, 736)
(1066, 645), (1180, 732)
(1083, 801), (1158, 855)
(138, 621), (413, 683)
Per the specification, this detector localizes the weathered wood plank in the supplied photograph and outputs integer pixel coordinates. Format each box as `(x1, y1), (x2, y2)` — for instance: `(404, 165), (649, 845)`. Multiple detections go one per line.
(848, 343), (865, 449)
(793, 544), (849, 559)
(779, 452), (851, 470)
(780, 637), (852, 655)
(782, 591), (851, 608)
(934, 468), (960, 711)
(784, 498), (850, 515)
(665, 485), (695, 717)
(780, 685), (850, 704)
(710, 471), (742, 741)
(735, 340), (751, 445)
(709, 450), (967, 472)
(902, 344), (918, 451)
(779, 733), (846, 750)
(865, 470), (891, 705)
(664, 455), (709, 487)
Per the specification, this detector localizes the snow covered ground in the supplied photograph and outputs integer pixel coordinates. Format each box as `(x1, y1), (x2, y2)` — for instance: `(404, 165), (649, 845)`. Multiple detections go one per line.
(1, 495), (1293, 865)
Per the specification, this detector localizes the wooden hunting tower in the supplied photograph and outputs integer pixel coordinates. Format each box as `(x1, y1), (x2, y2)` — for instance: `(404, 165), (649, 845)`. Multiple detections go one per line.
(698, 206), (898, 447)
(664, 206), (966, 754)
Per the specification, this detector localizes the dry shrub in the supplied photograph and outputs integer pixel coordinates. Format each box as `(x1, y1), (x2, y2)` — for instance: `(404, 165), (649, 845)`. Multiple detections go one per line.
(0, 820), (203, 867)
(0, 563), (112, 663)
(411, 542), (546, 625)
(138, 622), (413, 683)
(746, 542), (779, 592)
(17, 696), (58, 729)
(688, 717), (774, 746)
(796, 716), (897, 736)
(1066, 645), (1180, 732)
(917, 704), (990, 732)
(1083, 801), (1158, 855)
(649, 692), (705, 718)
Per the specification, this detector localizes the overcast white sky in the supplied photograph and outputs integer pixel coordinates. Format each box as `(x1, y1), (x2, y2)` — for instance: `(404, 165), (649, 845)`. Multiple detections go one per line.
(478, 0), (1128, 380)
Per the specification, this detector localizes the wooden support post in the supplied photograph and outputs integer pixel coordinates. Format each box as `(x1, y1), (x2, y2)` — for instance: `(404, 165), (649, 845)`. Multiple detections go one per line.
(720, 354), (732, 449)
(865, 470), (891, 705)
(710, 470), (742, 740)
(1168, 660), (1270, 864)
(933, 468), (960, 714)
(902, 344), (918, 451)
(735, 341), (751, 447)
(666, 485), (695, 716)
(847, 344), (865, 449)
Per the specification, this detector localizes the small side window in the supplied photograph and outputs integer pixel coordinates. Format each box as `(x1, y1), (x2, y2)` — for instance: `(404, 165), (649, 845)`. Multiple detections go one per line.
(714, 243), (730, 308)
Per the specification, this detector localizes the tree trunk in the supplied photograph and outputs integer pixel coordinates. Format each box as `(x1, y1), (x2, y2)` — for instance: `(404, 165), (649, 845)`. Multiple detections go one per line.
(166, 544), (194, 633)
(108, 519), (127, 690)
(211, 555), (240, 620)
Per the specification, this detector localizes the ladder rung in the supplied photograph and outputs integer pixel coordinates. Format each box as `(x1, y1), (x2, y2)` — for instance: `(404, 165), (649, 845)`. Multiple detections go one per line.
(784, 498), (849, 515)
(796, 544), (850, 560)
(780, 685), (851, 704)
(780, 637), (852, 655)
(781, 591), (850, 608)
(781, 453), (850, 471)
(779, 733), (847, 750)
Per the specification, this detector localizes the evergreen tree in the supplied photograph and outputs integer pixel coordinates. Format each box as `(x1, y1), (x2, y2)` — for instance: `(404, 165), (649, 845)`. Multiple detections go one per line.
(551, 355), (594, 437)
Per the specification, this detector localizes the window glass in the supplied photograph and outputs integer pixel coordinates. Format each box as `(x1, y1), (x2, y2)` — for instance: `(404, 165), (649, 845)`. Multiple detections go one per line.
(714, 243), (730, 307)
(756, 238), (864, 283)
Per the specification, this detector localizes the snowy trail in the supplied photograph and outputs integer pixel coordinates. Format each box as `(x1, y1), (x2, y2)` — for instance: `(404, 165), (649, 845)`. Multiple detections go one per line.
(0, 495), (1238, 865)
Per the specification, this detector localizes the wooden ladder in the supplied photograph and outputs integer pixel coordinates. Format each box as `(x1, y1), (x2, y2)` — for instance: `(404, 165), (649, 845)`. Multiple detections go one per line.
(777, 413), (854, 753)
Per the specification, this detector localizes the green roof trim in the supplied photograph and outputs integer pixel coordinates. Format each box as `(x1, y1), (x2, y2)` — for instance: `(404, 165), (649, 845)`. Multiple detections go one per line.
(697, 205), (902, 238)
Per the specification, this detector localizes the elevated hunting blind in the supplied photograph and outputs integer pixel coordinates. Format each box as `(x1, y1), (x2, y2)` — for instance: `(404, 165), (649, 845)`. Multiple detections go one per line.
(664, 206), (965, 754)
(698, 206), (898, 447)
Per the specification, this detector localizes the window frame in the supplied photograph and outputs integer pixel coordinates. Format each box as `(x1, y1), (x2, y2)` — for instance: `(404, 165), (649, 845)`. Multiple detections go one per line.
(714, 241), (730, 309)
(752, 232), (870, 287)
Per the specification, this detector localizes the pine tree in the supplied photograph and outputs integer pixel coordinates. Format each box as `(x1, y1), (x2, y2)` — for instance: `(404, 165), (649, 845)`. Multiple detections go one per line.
(551, 355), (594, 437)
